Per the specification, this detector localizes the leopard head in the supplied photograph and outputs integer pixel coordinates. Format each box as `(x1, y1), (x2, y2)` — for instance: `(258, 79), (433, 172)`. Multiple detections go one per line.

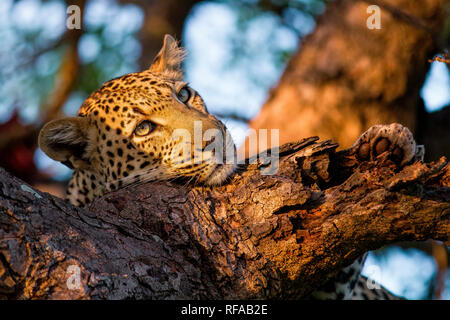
(39, 35), (236, 205)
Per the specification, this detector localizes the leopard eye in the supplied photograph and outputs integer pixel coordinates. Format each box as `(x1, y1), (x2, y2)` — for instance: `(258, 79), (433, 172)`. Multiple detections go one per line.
(177, 87), (191, 103)
(134, 121), (154, 136)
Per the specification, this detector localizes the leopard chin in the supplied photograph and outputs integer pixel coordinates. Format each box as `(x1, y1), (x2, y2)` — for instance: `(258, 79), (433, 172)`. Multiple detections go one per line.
(205, 162), (237, 186)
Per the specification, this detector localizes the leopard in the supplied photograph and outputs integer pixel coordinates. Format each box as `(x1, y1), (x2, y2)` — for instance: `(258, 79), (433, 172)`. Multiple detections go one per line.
(39, 35), (236, 207)
(38, 35), (420, 300)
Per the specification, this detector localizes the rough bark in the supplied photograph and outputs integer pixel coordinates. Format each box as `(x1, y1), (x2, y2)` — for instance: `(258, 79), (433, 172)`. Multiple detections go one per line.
(0, 138), (448, 299)
(246, 0), (448, 161)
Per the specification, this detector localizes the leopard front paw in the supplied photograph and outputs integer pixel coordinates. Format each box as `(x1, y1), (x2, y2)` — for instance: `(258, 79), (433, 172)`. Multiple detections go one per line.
(352, 123), (423, 166)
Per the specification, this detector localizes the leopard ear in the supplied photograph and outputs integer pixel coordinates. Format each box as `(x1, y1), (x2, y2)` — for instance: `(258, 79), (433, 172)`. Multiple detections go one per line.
(148, 34), (186, 80)
(38, 117), (93, 170)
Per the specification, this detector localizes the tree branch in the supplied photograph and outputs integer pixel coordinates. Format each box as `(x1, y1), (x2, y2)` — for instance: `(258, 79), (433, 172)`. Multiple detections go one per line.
(0, 138), (448, 299)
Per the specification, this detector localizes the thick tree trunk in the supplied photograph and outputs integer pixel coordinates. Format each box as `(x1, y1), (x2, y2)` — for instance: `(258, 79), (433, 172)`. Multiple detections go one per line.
(0, 137), (448, 299)
(247, 0), (448, 161)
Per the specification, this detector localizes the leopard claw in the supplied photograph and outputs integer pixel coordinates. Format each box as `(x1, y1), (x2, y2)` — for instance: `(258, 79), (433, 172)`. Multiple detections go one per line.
(352, 123), (423, 166)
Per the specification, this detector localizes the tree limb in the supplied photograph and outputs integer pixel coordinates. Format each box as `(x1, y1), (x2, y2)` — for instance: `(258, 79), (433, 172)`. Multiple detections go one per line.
(0, 139), (448, 299)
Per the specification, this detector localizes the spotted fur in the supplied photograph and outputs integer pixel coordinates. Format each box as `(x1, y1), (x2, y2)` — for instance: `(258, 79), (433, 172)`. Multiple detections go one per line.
(39, 35), (236, 206)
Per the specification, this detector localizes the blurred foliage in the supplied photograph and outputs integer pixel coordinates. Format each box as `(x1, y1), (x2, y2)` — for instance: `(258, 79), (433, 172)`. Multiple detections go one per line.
(221, 0), (328, 80)
(444, 2), (450, 49)
(0, 0), (143, 123)
(0, 0), (330, 125)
